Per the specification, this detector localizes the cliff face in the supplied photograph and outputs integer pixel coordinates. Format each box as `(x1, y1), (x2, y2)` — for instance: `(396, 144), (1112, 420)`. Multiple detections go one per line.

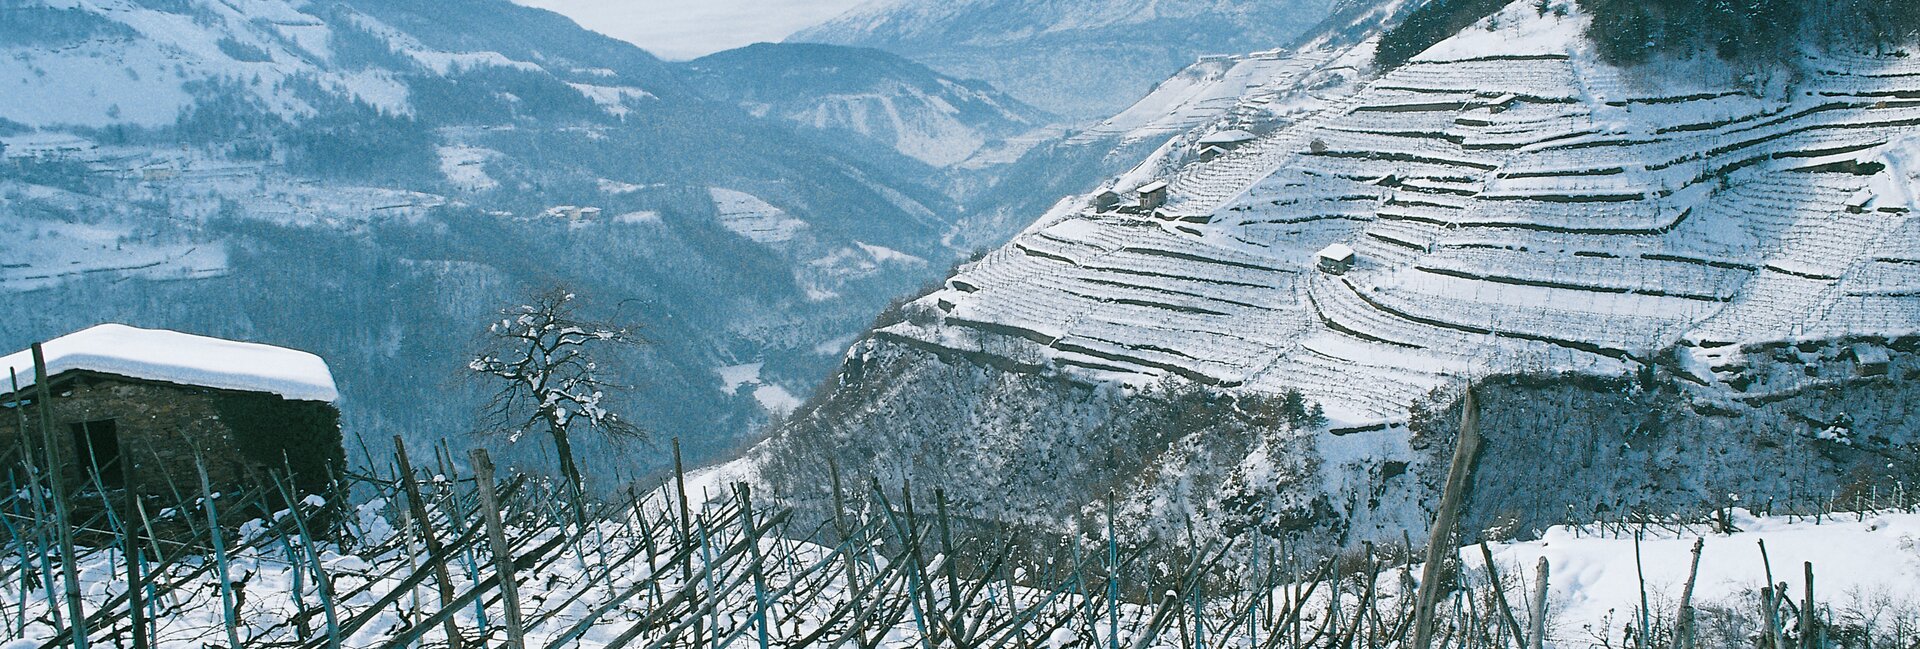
(749, 0), (1920, 554)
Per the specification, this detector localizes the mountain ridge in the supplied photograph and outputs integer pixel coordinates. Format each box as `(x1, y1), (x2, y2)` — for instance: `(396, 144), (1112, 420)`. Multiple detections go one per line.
(790, 0), (1339, 119)
(679, 42), (1054, 168)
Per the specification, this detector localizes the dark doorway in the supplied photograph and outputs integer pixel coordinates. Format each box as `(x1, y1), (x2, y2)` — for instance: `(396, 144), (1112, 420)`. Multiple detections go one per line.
(69, 420), (123, 490)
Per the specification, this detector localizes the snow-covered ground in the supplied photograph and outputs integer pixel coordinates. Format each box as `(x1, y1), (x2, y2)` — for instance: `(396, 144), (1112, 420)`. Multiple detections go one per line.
(3, 488), (1910, 649)
(1484, 510), (1920, 641)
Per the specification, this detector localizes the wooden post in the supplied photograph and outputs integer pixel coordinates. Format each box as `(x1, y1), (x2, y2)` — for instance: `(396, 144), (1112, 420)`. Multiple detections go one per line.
(1801, 562), (1816, 649)
(936, 489), (967, 646)
(1413, 385), (1484, 649)
(395, 438), (464, 649)
(1676, 538), (1704, 649)
(268, 469), (341, 649)
(1761, 585), (1781, 649)
(1478, 542), (1525, 646)
(121, 439), (146, 649)
(1634, 528), (1652, 645)
(192, 454), (242, 649)
(470, 449), (525, 649)
(33, 344), (88, 649)
(828, 459), (865, 647)
(738, 483), (771, 649)
(1527, 557), (1549, 649)
(672, 438), (701, 649)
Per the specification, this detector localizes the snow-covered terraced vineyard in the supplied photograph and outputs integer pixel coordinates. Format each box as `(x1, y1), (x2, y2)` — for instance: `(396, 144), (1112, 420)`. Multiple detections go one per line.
(884, 2), (1920, 430)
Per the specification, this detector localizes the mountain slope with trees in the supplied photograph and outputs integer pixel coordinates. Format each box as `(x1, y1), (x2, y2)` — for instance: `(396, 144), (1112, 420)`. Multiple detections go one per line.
(0, 0), (983, 484)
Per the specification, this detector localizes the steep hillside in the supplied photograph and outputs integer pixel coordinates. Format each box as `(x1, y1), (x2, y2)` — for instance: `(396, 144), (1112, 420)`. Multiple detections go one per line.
(0, 0), (966, 481)
(679, 43), (1054, 168)
(755, 0), (1920, 551)
(789, 0), (1338, 119)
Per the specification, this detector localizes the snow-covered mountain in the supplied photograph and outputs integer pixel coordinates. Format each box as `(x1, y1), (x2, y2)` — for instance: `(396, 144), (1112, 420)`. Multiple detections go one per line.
(679, 43), (1054, 169)
(752, 0), (1920, 553)
(0, 0), (977, 479)
(790, 0), (1339, 120)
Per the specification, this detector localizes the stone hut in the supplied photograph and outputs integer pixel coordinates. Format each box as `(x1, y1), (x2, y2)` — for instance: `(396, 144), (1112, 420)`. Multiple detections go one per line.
(1136, 180), (1169, 211)
(1196, 129), (1256, 159)
(0, 324), (345, 515)
(1316, 244), (1356, 275)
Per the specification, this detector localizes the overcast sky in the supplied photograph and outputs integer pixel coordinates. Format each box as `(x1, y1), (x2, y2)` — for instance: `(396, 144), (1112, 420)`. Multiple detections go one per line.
(513, 0), (873, 61)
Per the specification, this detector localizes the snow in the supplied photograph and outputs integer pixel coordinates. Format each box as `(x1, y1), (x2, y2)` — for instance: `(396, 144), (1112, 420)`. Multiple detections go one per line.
(1478, 510), (1920, 638)
(715, 362), (764, 392)
(0, 324), (338, 403)
(854, 242), (927, 266)
(881, 0), (1920, 430)
(436, 145), (499, 191)
(597, 178), (650, 194)
(1317, 243), (1355, 263)
(714, 362), (801, 414)
(752, 383), (802, 415)
(566, 82), (656, 118)
(1198, 129), (1256, 146)
(708, 187), (809, 245)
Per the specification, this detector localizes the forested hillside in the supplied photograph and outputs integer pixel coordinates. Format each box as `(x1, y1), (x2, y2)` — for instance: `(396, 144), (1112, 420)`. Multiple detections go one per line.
(0, 0), (977, 484)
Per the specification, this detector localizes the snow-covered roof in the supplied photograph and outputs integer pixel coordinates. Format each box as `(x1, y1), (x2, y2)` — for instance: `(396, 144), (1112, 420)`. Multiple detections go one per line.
(1197, 129), (1256, 145)
(1317, 243), (1355, 262)
(0, 324), (339, 403)
(1136, 180), (1169, 194)
(1853, 344), (1891, 364)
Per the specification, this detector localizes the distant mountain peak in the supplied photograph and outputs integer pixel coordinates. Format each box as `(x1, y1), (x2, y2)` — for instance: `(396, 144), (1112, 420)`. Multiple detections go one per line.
(680, 42), (1053, 168)
(790, 0), (1339, 119)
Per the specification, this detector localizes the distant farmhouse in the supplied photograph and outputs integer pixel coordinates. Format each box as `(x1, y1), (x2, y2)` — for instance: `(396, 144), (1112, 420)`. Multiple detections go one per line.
(1092, 181), (1171, 214)
(1316, 244), (1356, 275)
(0, 325), (345, 513)
(1196, 129), (1256, 159)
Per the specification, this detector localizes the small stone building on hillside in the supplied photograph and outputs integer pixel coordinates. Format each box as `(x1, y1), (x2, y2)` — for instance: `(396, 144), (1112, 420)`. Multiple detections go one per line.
(0, 324), (345, 513)
(1316, 244), (1357, 275)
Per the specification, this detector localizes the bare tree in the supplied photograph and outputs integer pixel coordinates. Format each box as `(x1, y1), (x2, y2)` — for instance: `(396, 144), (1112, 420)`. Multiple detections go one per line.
(469, 287), (644, 523)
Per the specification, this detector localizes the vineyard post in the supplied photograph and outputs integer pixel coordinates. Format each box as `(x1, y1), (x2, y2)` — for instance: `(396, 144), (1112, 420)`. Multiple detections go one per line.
(471, 448), (526, 649)
(191, 453), (241, 649)
(1414, 384), (1484, 649)
(1801, 562), (1817, 649)
(1527, 557), (1549, 649)
(673, 438), (702, 648)
(396, 438), (464, 649)
(31, 345), (86, 649)
(1676, 538), (1704, 649)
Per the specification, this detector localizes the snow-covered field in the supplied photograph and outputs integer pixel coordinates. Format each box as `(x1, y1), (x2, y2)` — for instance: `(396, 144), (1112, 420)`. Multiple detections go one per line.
(1486, 510), (1920, 643)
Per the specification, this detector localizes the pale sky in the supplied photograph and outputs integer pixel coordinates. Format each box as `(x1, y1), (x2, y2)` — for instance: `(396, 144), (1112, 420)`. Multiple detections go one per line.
(514, 0), (874, 61)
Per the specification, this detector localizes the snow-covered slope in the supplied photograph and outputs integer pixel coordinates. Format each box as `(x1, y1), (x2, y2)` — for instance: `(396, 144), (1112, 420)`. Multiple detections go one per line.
(680, 43), (1054, 168)
(753, 0), (1920, 552)
(790, 0), (1338, 119)
(885, 1), (1920, 430)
